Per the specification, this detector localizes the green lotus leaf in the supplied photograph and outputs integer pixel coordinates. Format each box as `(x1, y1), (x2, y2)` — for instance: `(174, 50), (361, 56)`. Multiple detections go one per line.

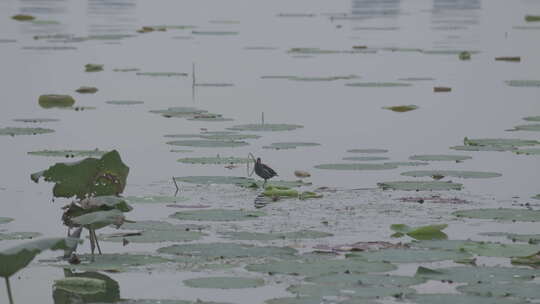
(263, 142), (320, 150)
(409, 155), (472, 162)
(286, 283), (415, 299)
(265, 298), (329, 304)
(314, 163), (398, 170)
(0, 218), (14, 224)
(12, 14), (35, 21)
(347, 248), (470, 262)
(524, 116), (540, 122)
(457, 281), (540, 299)
(263, 186), (298, 198)
(54, 277), (106, 294)
(342, 156), (389, 161)
(227, 124), (303, 132)
(221, 230), (332, 241)
(401, 170), (501, 179)
(75, 86), (98, 94)
(60, 254), (170, 272)
(453, 208), (540, 222)
(125, 196), (188, 204)
(53, 270), (120, 303)
(510, 124), (540, 132)
(514, 148), (540, 155)
(158, 242), (297, 259)
(13, 118), (59, 123)
(166, 140), (248, 148)
(407, 294), (525, 304)
(150, 107), (207, 118)
(505, 80), (540, 87)
(450, 145), (516, 152)
(414, 266), (537, 283)
(346, 82), (412, 87)
(183, 277), (264, 289)
(305, 273), (424, 287)
(38, 94), (76, 109)
(177, 156), (250, 164)
(383, 105), (418, 112)
(100, 229), (204, 243)
(106, 100), (144, 105)
(463, 137), (540, 147)
(0, 127), (54, 136)
(85, 64), (103, 72)
(170, 209), (265, 221)
(390, 224), (448, 240)
(119, 220), (206, 232)
(378, 181), (463, 191)
(511, 251), (540, 266)
(27, 149), (107, 158)
(414, 240), (540, 257)
(347, 149), (388, 153)
(0, 232), (41, 241)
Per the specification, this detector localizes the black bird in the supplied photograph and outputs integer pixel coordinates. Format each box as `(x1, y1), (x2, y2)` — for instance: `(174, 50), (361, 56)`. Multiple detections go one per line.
(254, 157), (277, 187)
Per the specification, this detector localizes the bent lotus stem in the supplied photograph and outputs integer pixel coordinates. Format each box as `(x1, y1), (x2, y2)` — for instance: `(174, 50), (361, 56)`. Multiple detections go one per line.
(5, 277), (14, 304)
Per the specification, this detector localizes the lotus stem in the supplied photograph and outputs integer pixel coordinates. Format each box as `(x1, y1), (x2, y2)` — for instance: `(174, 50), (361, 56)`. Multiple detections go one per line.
(5, 277), (14, 304)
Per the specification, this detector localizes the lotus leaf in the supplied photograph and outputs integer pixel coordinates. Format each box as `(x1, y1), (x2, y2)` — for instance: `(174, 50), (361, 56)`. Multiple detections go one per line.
(510, 124), (540, 131)
(125, 196), (188, 204)
(53, 271), (120, 303)
(414, 266), (537, 283)
(305, 273), (424, 287)
(262, 75), (359, 81)
(28, 149), (107, 158)
(348, 248), (470, 262)
(12, 14), (35, 21)
(31, 150), (129, 199)
(106, 100), (144, 105)
(423, 50), (480, 55)
(288, 48), (376, 54)
(173, 176), (309, 188)
(150, 107), (207, 118)
(314, 163), (398, 170)
(72, 209), (125, 230)
(177, 156), (249, 164)
(484, 233), (540, 244)
(511, 251), (540, 266)
(533, 194), (540, 200)
(390, 224), (448, 240)
(505, 80), (540, 87)
(227, 124), (303, 132)
(265, 298), (328, 304)
(0, 127), (54, 136)
(385, 161), (428, 167)
(166, 140), (248, 148)
(113, 68), (140, 72)
(457, 281), (540, 299)
(0, 232), (41, 241)
(453, 208), (540, 221)
(114, 300), (231, 304)
(401, 170), (501, 179)
(495, 56), (521, 62)
(136, 72), (187, 77)
(0, 218), (13, 224)
(514, 148), (540, 155)
(246, 259), (396, 276)
(75, 86), (98, 94)
(524, 116), (540, 122)
(0, 238), (73, 278)
(220, 230), (332, 241)
(263, 186), (298, 198)
(299, 191), (323, 200)
(158, 242), (297, 259)
(407, 294), (525, 304)
(414, 240), (540, 257)
(459, 51), (471, 60)
(13, 118), (59, 123)
(54, 277), (106, 294)
(409, 155), (472, 162)
(342, 156), (389, 161)
(187, 114), (234, 122)
(450, 145), (516, 152)
(286, 283), (415, 299)
(347, 149), (388, 153)
(346, 82), (412, 87)
(101, 229), (204, 243)
(383, 105), (418, 112)
(464, 137), (540, 147)
(120, 220), (205, 231)
(526, 15), (540, 22)
(192, 31), (238, 35)
(85, 64), (103, 72)
(170, 209), (264, 221)
(263, 142), (320, 150)
(183, 277), (264, 289)
(378, 181), (463, 191)
(63, 254), (170, 271)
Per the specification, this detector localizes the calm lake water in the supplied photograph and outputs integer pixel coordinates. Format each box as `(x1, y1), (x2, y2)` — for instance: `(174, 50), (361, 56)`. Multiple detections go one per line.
(1, 0), (539, 303)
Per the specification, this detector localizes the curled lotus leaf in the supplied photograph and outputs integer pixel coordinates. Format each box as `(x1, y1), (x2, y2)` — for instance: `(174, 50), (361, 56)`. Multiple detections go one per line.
(166, 140), (249, 148)
(452, 208), (540, 222)
(27, 149), (107, 158)
(246, 259), (396, 277)
(106, 100), (144, 105)
(505, 80), (540, 87)
(457, 281), (540, 299)
(414, 266), (537, 283)
(183, 277), (264, 289)
(0, 127), (54, 136)
(0, 232), (42, 241)
(510, 124), (540, 132)
(342, 156), (389, 161)
(170, 209), (265, 221)
(158, 242), (297, 259)
(347, 149), (388, 154)
(54, 277), (106, 295)
(383, 105), (419, 112)
(346, 82), (412, 87)
(31, 150), (129, 199)
(220, 230), (332, 241)
(227, 124), (303, 132)
(177, 156), (250, 164)
(13, 118), (59, 123)
(407, 294), (525, 304)
(514, 148), (540, 155)
(401, 170), (502, 179)
(409, 154), (472, 162)
(314, 163), (398, 170)
(378, 181), (463, 191)
(286, 283), (415, 299)
(263, 142), (320, 150)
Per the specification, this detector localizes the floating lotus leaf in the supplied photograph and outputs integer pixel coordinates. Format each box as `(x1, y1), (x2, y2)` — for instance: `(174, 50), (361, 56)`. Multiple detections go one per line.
(398, 77), (435, 81)
(170, 209), (265, 221)
(383, 105), (418, 112)
(13, 118), (59, 123)
(113, 68), (140, 72)
(390, 224), (448, 240)
(505, 80), (540, 87)
(453, 208), (540, 222)
(414, 266), (537, 283)
(299, 191), (323, 200)
(305, 273), (424, 287)
(0, 238), (73, 278)
(263, 186), (298, 198)
(495, 56), (521, 62)
(23, 46), (77, 51)
(0, 232), (41, 241)
(526, 15), (540, 22)
(385, 161), (429, 167)
(136, 72), (188, 77)
(192, 31), (238, 35)
(27, 149), (107, 158)
(125, 196), (188, 204)
(101, 229), (204, 243)
(407, 294), (525, 304)
(12, 14), (35, 21)
(75, 86), (98, 94)
(263, 142), (320, 150)
(106, 100), (144, 105)
(158, 242), (297, 259)
(0, 218), (13, 224)
(483, 233), (540, 244)
(246, 259), (396, 277)
(265, 298), (329, 304)
(119, 220), (204, 232)
(413, 240), (540, 258)
(173, 176), (309, 188)
(409, 155), (472, 162)
(201, 132), (260, 140)
(177, 156), (249, 165)
(0, 127), (54, 136)
(114, 300), (231, 304)
(53, 271), (120, 303)
(31, 150), (129, 199)
(85, 64), (103, 72)
(314, 163), (398, 170)
(378, 181), (463, 191)
(450, 145), (516, 152)
(62, 254), (170, 271)
(286, 283), (415, 299)
(227, 124), (303, 132)
(346, 82), (412, 87)
(347, 149), (388, 154)
(422, 50), (480, 55)
(533, 194), (540, 200)
(170, 149), (193, 153)
(457, 281), (540, 299)
(166, 140), (249, 148)
(54, 277), (106, 294)
(194, 83), (234, 87)
(72, 209), (125, 230)
(288, 48), (376, 54)
(514, 148), (540, 155)
(342, 156), (389, 161)
(261, 75), (359, 81)
(183, 277), (264, 289)
(221, 230), (332, 241)
(511, 251), (540, 266)
(510, 124), (540, 131)
(348, 247), (470, 263)
(187, 114), (234, 122)
(150, 107), (207, 118)
(401, 170), (502, 179)
(524, 116), (540, 122)
(464, 138), (540, 147)
(459, 51), (471, 60)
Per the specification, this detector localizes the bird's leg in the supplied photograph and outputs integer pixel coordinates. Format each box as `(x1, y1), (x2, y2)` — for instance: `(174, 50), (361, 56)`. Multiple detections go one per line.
(89, 228), (95, 261)
(263, 180), (267, 188)
(92, 229), (102, 255)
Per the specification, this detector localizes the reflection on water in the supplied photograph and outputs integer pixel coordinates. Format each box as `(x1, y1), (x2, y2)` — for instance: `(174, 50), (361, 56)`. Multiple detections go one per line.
(87, 0), (137, 35)
(17, 0), (68, 35)
(431, 0), (482, 48)
(53, 270), (120, 304)
(352, 0), (401, 18)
